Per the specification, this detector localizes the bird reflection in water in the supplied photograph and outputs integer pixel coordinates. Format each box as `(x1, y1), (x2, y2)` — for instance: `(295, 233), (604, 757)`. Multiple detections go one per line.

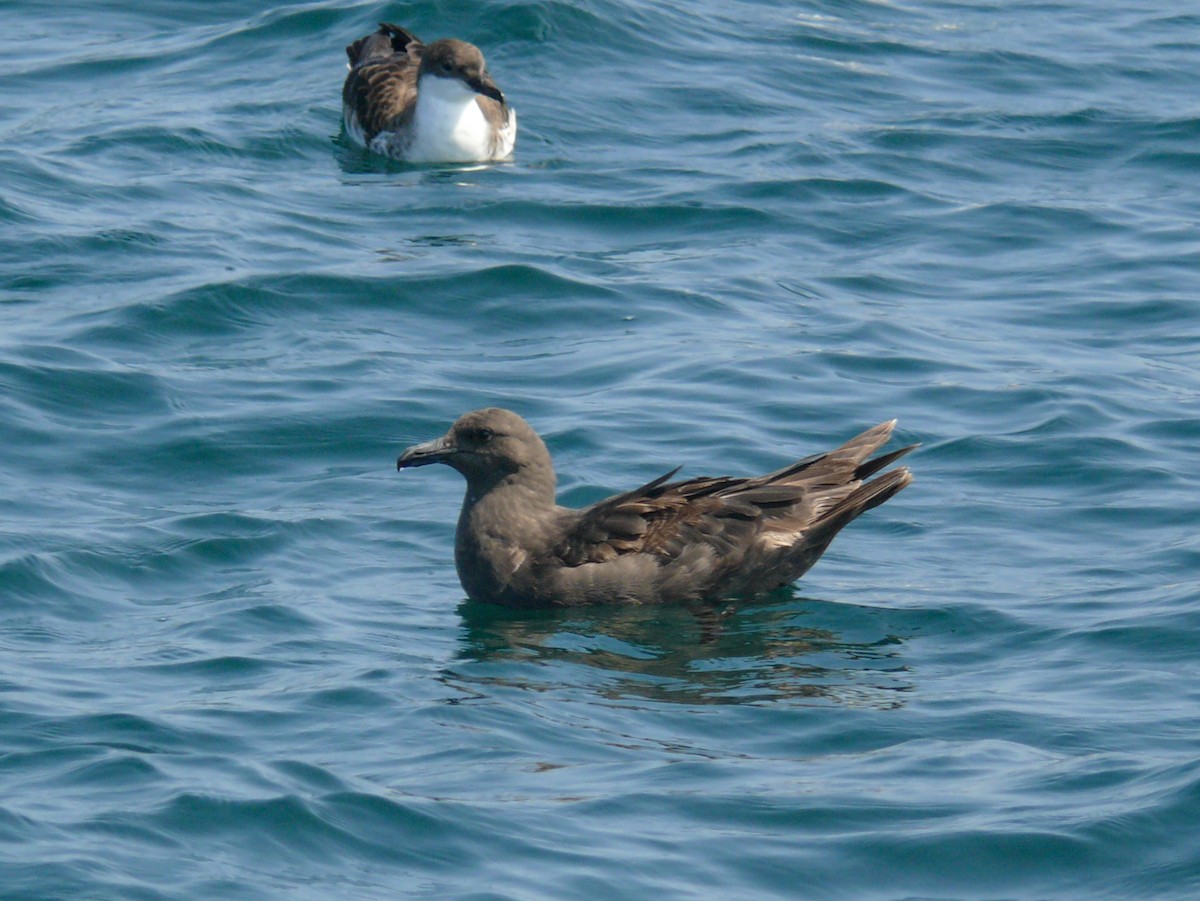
(442, 591), (914, 709)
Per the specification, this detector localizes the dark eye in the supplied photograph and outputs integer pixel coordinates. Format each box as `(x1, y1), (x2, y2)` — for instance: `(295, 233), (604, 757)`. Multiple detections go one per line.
(476, 428), (494, 443)
(441, 61), (452, 72)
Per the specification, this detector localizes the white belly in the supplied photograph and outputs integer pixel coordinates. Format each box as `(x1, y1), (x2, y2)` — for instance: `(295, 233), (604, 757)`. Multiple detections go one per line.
(404, 79), (497, 163)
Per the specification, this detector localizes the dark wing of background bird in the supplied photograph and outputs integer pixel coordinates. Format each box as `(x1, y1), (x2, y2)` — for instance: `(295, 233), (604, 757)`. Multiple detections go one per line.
(343, 23), (425, 141)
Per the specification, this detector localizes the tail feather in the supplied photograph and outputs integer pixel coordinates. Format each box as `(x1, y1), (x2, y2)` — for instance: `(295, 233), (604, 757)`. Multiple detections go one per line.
(346, 23), (421, 66)
(837, 466), (913, 519)
(779, 466), (912, 572)
(768, 420), (898, 486)
(377, 23), (421, 50)
(854, 442), (919, 482)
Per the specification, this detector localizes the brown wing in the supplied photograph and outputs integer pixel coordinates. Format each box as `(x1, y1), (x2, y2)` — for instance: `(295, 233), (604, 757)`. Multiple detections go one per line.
(552, 465), (798, 568)
(552, 422), (916, 569)
(342, 24), (424, 142)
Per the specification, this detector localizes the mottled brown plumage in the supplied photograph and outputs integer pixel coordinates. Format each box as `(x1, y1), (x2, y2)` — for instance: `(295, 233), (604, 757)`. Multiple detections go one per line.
(342, 23), (515, 161)
(397, 409), (916, 608)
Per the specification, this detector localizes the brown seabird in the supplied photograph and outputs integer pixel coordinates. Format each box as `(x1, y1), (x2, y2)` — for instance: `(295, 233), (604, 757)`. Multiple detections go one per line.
(397, 408), (916, 607)
(342, 23), (516, 162)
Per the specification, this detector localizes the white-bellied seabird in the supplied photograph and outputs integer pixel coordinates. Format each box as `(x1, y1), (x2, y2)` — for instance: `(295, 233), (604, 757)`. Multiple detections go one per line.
(342, 23), (516, 163)
(397, 409), (916, 607)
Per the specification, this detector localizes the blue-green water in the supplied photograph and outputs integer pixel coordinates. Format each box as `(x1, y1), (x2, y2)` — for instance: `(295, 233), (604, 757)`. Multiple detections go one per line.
(2, 1), (1198, 898)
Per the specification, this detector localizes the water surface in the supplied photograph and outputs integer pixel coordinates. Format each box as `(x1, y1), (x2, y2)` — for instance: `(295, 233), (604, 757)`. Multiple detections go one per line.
(2, 1), (1198, 898)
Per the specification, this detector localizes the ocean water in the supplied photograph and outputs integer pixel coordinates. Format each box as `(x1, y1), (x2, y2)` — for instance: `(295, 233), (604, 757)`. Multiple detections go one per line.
(2, 0), (1198, 898)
